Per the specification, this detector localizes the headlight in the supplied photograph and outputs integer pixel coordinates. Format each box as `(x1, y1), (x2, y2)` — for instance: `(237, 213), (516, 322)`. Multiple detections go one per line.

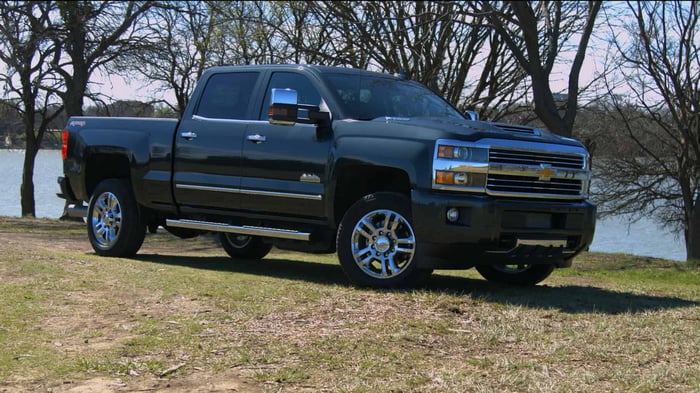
(433, 140), (489, 192)
(437, 145), (488, 162)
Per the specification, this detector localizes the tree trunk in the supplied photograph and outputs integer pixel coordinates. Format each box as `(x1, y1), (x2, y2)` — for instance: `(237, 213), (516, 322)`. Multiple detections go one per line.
(63, 76), (87, 117)
(686, 204), (700, 261)
(21, 139), (39, 217)
(59, 52), (88, 220)
(60, 83), (87, 220)
(529, 71), (571, 137)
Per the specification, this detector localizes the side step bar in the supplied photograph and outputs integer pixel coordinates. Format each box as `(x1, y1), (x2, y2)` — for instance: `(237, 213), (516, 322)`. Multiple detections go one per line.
(165, 219), (311, 241)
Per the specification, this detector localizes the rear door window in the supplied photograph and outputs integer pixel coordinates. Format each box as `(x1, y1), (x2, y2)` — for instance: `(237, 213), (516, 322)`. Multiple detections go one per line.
(196, 72), (260, 120)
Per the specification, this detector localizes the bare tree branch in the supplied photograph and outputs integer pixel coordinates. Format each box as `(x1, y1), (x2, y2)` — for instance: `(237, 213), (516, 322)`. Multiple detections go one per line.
(595, 0), (700, 260)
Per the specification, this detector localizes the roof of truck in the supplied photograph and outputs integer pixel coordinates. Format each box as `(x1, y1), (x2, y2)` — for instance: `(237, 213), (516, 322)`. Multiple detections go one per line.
(202, 64), (403, 79)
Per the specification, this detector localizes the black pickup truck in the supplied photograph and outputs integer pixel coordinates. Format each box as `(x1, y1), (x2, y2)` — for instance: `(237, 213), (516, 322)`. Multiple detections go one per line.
(58, 64), (595, 288)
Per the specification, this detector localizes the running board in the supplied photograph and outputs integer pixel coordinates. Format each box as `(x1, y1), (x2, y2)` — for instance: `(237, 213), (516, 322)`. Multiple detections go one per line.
(165, 219), (311, 241)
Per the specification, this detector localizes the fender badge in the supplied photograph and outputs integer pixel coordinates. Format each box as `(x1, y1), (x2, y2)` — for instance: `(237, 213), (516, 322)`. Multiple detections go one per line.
(300, 173), (320, 183)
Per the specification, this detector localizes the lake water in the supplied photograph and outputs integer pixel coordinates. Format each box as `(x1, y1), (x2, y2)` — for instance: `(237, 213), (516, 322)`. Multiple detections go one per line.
(0, 149), (688, 261)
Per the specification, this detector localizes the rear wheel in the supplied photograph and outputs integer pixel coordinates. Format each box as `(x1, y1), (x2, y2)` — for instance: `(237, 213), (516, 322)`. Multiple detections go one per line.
(87, 179), (145, 257)
(336, 193), (429, 288)
(475, 263), (554, 286)
(220, 233), (272, 260)
(163, 224), (202, 239)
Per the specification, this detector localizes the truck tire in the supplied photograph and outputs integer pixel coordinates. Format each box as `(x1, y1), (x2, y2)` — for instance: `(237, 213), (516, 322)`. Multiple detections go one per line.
(475, 263), (555, 286)
(163, 225), (202, 239)
(87, 179), (146, 257)
(336, 193), (428, 288)
(220, 233), (272, 260)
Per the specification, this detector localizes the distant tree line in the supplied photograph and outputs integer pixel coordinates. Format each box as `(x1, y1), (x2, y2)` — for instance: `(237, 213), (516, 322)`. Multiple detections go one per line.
(0, 99), (176, 148)
(0, 1), (698, 260)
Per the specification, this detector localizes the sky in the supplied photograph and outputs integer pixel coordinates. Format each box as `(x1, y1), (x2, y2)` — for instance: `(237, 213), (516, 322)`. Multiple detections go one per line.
(91, 69), (169, 104)
(94, 48), (606, 109)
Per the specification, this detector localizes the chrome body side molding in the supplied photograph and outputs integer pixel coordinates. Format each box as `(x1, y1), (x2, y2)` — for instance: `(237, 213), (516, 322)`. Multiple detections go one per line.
(165, 219), (311, 241)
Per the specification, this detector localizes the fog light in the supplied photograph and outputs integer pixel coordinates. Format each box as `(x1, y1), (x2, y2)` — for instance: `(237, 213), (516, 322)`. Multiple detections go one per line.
(446, 207), (460, 222)
(454, 172), (468, 185)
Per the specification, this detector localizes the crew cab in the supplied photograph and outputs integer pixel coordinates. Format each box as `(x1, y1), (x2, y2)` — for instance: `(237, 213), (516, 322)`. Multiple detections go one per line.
(58, 64), (596, 288)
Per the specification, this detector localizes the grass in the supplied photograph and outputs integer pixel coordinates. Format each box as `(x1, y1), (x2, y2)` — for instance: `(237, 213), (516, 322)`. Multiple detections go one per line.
(0, 216), (699, 392)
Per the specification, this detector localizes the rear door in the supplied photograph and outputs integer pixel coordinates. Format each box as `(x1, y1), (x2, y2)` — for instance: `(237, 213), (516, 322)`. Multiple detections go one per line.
(240, 71), (332, 219)
(173, 71), (262, 213)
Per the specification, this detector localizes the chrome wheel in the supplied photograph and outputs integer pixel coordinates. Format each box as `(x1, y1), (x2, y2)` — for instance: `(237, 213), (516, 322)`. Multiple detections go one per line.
(338, 193), (427, 288)
(350, 209), (416, 279)
(475, 263), (555, 286)
(91, 191), (122, 249)
(219, 232), (272, 260)
(223, 234), (253, 249)
(492, 263), (532, 274)
(87, 179), (145, 257)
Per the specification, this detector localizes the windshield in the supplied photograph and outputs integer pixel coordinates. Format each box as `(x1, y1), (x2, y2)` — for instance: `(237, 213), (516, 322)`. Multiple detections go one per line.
(324, 74), (464, 121)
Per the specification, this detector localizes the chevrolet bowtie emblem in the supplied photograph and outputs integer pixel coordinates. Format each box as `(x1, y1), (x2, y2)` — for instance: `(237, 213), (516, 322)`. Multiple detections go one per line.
(536, 164), (556, 181)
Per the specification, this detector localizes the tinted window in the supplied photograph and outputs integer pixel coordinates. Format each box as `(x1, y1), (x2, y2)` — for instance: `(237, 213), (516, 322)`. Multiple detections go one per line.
(260, 72), (322, 120)
(324, 74), (463, 120)
(196, 72), (259, 119)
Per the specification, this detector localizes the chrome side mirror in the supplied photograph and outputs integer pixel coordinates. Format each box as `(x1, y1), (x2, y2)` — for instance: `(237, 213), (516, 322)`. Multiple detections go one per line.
(269, 88), (298, 126)
(464, 110), (479, 121)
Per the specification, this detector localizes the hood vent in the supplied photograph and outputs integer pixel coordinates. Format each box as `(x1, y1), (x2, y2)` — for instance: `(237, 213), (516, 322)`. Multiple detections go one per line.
(490, 122), (540, 136)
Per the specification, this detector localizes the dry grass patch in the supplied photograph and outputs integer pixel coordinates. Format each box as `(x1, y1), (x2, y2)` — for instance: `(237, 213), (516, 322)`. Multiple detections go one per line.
(0, 217), (699, 392)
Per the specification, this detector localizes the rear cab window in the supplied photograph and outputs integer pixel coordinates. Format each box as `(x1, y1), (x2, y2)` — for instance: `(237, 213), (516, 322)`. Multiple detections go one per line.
(196, 72), (260, 120)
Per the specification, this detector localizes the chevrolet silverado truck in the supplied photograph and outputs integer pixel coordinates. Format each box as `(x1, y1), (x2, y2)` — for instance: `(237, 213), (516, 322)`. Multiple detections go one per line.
(58, 64), (596, 288)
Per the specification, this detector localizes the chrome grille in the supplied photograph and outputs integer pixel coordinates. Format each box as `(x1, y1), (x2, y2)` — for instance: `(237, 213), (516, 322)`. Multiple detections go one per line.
(487, 147), (586, 198)
(432, 137), (590, 200)
(490, 148), (584, 169)
(487, 174), (582, 196)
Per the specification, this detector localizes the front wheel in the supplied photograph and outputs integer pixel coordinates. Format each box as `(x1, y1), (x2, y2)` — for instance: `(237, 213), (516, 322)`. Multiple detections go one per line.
(336, 193), (428, 288)
(87, 179), (145, 257)
(475, 263), (555, 286)
(220, 233), (272, 260)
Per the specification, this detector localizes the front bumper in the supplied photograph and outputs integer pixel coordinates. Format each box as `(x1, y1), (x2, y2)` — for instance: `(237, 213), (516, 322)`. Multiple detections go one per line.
(411, 189), (596, 269)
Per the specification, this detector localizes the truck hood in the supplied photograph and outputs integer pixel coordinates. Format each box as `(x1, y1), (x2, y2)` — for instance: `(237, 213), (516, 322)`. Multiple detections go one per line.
(333, 116), (585, 148)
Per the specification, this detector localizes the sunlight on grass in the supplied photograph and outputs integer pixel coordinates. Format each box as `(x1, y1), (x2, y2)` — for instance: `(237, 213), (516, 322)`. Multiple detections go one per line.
(1, 217), (699, 392)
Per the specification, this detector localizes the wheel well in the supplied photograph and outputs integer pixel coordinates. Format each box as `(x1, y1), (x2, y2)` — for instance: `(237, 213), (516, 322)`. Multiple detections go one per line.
(333, 165), (411, 225)
(85, 154), (131, 197)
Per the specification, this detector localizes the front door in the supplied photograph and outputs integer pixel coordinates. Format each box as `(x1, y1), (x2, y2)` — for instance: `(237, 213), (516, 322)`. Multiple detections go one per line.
(240, 71), (331, 219)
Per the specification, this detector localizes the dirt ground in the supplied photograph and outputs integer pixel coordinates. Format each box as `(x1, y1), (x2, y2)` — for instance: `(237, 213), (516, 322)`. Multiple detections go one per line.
(0, 221), (265, 393)
(8, 219), (699, 392)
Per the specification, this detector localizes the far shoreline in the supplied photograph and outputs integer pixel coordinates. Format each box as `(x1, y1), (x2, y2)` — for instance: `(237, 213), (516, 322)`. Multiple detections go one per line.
(1, 146), (61, 151)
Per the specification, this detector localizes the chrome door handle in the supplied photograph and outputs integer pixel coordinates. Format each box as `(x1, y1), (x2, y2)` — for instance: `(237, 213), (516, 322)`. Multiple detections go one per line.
(180, 131), (198, 140)
(246, 134), (266, 143)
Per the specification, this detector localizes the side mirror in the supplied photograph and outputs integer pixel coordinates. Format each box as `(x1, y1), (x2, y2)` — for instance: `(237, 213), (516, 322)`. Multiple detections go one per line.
(464, 110), (479, 121)
(269, 88), (298, 126)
